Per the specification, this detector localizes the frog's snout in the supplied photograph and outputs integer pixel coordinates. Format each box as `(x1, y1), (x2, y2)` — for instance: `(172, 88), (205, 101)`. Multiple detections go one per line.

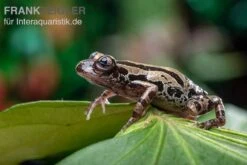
(76, 62), (84, 73)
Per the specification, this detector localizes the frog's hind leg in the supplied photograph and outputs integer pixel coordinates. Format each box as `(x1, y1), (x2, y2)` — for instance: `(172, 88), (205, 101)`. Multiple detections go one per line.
(186, 95), (225, 129)
(122, 81), (158, 130)
(86, 90), (116, 120)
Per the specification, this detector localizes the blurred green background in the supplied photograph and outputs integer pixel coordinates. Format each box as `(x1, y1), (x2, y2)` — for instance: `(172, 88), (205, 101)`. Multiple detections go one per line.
(0, 0), (247, 116)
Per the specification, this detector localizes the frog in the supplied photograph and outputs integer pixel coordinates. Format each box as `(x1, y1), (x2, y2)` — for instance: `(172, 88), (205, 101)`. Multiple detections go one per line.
(76, 52), (225, 130)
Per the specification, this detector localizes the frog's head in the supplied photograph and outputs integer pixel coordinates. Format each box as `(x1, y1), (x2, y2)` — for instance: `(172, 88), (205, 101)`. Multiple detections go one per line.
(76, 52), (117, 86)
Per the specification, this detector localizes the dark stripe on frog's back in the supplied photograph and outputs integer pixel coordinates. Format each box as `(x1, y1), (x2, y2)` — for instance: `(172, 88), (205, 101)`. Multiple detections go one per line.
(117, 60), (185, 87)
(127, 74), (164, 91)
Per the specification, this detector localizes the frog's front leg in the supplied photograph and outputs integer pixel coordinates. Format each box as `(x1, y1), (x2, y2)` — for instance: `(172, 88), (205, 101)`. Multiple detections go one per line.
(86, 90), (116, 120)
(122, 81), (158, 130)
(186, 95), (225, 129)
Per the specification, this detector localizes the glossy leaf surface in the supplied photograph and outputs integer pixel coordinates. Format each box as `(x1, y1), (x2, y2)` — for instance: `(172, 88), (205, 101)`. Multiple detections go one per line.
(0, 101), (132, 164)
(58, 108), (247, 165)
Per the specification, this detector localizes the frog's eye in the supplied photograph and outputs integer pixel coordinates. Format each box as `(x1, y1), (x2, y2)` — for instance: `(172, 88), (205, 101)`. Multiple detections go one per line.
(95, 56), (115, 72)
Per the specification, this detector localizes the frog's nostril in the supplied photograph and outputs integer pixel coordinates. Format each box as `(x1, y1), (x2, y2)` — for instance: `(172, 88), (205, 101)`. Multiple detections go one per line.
(76, 63), (83, 73)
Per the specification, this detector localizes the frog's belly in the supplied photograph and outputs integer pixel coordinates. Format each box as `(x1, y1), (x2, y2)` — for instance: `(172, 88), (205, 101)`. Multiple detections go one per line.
(151, 98), (186, 113)
(111, 86), (146, 101)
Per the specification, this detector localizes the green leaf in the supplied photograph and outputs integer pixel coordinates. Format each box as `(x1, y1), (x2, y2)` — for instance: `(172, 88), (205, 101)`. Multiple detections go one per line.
(58, 108), (247, 165)
(0, 101), (132, 164)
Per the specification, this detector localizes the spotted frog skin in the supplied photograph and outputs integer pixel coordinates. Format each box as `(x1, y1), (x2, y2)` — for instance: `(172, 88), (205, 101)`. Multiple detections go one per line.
(76, 52), (226, 130)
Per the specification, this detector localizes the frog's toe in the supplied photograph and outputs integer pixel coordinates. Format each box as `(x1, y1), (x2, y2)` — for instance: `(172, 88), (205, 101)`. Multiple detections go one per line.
(101, 98), (111, 113)
(101, 101), (106, 113)
(86, 111), (91, 120)
(196, 122), (204, 128)
(86, 106), (94, 120)
(85, 102), (97, 120)
(196, 121), (212, 130)
(105, 99), (110, 104)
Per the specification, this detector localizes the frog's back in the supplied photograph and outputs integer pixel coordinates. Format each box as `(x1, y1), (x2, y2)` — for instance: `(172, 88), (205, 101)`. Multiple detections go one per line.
(117, 60), (187, 86)
(116, 60), (207, 110)
(117, 60), (193, 91)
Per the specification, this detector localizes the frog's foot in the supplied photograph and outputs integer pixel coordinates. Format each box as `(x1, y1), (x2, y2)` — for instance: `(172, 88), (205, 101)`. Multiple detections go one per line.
(196, 118), (223, 130)
(186, 95), (225, 130)
(121, 117), (137, 131)
(85, 97), (110, 120)
(196, 121), (214, 130)
(85, 90), (115, 120)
